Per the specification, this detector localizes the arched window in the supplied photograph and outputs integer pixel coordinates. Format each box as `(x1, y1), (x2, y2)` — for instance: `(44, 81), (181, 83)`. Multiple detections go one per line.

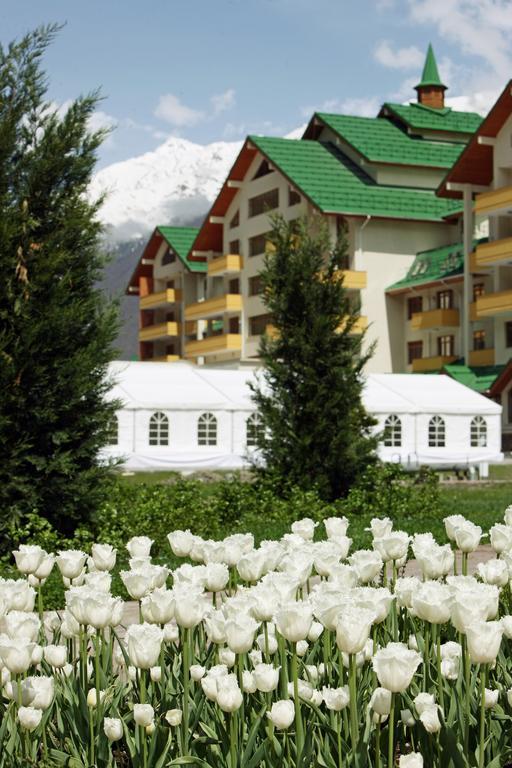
(198, 413), (217, 446)
(107, 416), (118, 446)
(383, 415), (402, 447)
(246, 413), (265, 447)
(428, 416), (445, 448)
(149, 412), (169, 446)
(470, 416), (487, 447)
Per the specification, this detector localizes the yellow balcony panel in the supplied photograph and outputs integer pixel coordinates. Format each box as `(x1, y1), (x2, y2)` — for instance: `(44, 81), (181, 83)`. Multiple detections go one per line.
(140, 288), (182, 310)
(410, 308), (460, 331)
(475, 237), (512, 268)
(208, 254), (243, 276)
(338, 315), (368, 334)
(474, 185), (512, 216)
(150, 355), (181, 363)
(469, 302), (478, 322)
(341, 269), (367, 290)
(468, 348), (495, 366)
(412, 355), (457, 373)
(476, 290), (512, 317)
(185, 294), (243, 321)
(138, 321), (180, 342)
(185, 333), (242, 357)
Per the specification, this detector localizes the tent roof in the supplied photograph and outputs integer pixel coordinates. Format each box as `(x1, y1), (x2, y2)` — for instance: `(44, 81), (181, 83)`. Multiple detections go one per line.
(108, 362), (501, 416)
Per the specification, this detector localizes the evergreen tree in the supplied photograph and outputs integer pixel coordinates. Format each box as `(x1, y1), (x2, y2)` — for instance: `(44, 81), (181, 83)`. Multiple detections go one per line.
(0, 26), (119, 538)
(250, 215), (378, 500)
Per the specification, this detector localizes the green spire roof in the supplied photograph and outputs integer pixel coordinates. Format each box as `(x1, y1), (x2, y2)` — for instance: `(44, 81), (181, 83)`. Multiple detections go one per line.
(416, 44), (446, 90)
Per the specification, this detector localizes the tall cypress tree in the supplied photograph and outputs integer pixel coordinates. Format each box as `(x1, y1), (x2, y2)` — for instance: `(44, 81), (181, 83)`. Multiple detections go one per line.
(250, 215), (378, 500)
(0, 27), (119, 538)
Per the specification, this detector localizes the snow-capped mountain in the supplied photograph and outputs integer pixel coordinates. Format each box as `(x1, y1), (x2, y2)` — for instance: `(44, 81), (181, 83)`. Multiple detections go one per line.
(91, 136), (243, 243)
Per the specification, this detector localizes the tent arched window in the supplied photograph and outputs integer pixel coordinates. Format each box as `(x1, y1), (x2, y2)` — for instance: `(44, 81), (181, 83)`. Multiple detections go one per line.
(246, 413), (264, 447)
(149, 412), (169, 446)
(107, 415), (119, 446)
(198, 412), (217, 446)
(428, 415), (445, 448)
(383, 415), (402, 447)
(470, 416), (487, 447)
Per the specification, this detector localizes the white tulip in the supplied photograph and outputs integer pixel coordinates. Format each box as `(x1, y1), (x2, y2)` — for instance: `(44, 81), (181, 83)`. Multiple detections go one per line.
(275, 601), (313, 643)
(484, 688), (499, 709)
(420, 705), (441, 733)
(43, 645), (67, 669)
(441, 657), (459, 680)
(372, 642), (422, 693)
(133, 703), (154, 727)
(369, 687), (392, 716)
(150, 666), (161, 682)
(413, 692), (435, 715)
(349, 549), (383, 583)
(190, 665), (206, 681)
(400, 709), (416, 727)
(466, 621), (503, 664)
(501, 615), (512, 639)
(126, 536), (153, 558)
(34, 553), (55, 581)
(165, 708), (183, 726)
(296, 640), (309, 656)
(367, 518), (393, 539)
(399, 754), (423, 768)
(13, 545), (45, 575)
(173, 586), (209, 628)
(216, 674), (243, 712)
(267, 699), (295, 729)
(18, 706), (42, 731)
(168, 530), (195, 558)
(91, 544), (117, 572)
(126, 623), (163, 669)
(225, 614), (259, 654)
(374, 531), (409, 562)
(322, 686), (350, 711)
(411, 582), (451, 624)
(444, 515), (467, 541)
(253, 663), (280, 693)
(242, 670), (257, 693)
(87, 689), (105, 708)
(218, 647), (236, 668)
(394, 577), (420, 610)
(490, 524), (512, 554)
(287, 680), (314, 700)
(477, 559), (509, 587)
(0, 579), (35, 612)
(141, 587), (175, 625)
(0, 636), (35, 674)
(291, 518), (317, 541)
(104, 717), (123, 741)
(324, 516), (349, 539)
(56, 550), (87, 580)
(452, 521), (482, 553)
(336, 606), (375, 654)
(3, 611), (40, 641)
(205, 562), (229, 592)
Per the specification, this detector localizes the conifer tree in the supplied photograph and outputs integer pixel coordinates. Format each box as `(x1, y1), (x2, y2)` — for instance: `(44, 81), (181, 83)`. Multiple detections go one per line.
(250, 215), (378, 500)
(0, 26), (119, 538)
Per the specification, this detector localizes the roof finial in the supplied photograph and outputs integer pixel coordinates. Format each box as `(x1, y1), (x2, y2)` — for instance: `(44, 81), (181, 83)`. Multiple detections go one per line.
(415, 44), (447, 109)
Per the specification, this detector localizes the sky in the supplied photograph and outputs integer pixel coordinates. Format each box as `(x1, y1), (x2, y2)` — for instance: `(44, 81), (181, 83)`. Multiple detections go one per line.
(2, 0), (512, 168)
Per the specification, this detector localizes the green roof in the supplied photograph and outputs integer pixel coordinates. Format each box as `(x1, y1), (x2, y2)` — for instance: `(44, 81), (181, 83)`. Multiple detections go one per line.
(416, 44), (445, 90)
(387, 242), (464, 292)
(442, 363), (506, 394)
(248, 136), (462, 222)
(157, 226), (206, 272)
(316, 112), (464, 168)
(382, 102), (482, 135)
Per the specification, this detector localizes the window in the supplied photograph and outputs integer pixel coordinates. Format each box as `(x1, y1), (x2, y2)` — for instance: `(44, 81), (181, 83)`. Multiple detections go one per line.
(470, 416), (487, 447)
(246, 413), (264, 447)
(198, 413), (217, 446)
(229, 239), (240, 255)
(228, 278), (240, 294)
(407, 296), (423, 320)
(289, 187), (301, 206)
(437, 335), (454, 357)
(248, 189), (279, 218)
(506, 321), (512, 348)
(149, 412), (169, 446)
(229, 210), (239, 229)
(229, 316), (240, 333)
(437, 290), (453, 309)
(249, 313), (273, 336)
(162, 249), (176, 266)
(473, 330), (486, 351)
(248, 275), (263, 296)
(383, 415), (402, 447)
(253, 160), (273, 179)
(408, 341), (423, 364)
(107, 416), (118, 446)
(249, 233), (268, 257)
(428, 416), (445, 447)
(473, 283), (485, 301)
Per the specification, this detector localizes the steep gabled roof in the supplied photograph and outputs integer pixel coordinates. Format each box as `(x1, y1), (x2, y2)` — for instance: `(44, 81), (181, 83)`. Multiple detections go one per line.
(386, 242), (464, 293)
(311, 112), (464, 169)
(247, 135), (462, 221)
(380, 102), (482, 136)
(442, 363), (506, 394)
(126, 225), (204, 294)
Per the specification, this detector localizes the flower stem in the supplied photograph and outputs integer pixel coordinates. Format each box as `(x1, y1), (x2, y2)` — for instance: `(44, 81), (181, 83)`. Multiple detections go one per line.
(229, 711), (237, 768)
(478, 664), (486, 768)
(140, 669), (148, 768)
(337, 711), (343, 768)
(182, 627), (190, 755)
(291, 643), (304, 759)
(348, 654), (358, 756)
(388, 693), (395, 768)
(435, 625), (443, 711)
(375, 718), (381, 768)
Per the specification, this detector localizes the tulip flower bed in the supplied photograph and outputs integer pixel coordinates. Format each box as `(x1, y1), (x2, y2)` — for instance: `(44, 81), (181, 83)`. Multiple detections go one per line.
(3, 511), (512, 767)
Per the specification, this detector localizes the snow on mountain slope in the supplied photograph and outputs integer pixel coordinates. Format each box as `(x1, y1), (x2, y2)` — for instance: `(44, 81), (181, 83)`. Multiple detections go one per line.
(91, 136), (243, 243)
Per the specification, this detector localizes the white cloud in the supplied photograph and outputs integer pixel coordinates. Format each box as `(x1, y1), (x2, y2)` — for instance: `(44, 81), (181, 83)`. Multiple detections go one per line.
(211, 89), (235, 116)
(154, 94), (204, 127)
(374, 40), (424, 69)
(302, 96), (380, 118)
(88, 109), (117, 133)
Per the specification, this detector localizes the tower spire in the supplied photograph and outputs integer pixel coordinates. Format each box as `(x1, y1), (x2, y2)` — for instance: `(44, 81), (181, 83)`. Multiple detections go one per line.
(415, 44), (447, 109)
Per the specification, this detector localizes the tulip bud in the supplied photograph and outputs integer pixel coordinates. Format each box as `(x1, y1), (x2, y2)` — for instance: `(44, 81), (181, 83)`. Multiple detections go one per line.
(484, 688), (499, 709)
(128, 666), (137, 681)
(400, 709), (415, 727)
(267, 699), (295, 729)
(165, 709), (183, 726)
(133, 703), (154, 727)
(296, 640), (309, 657)
(419, 706), (441, 733)
(369, 687), (392, 717)
(150, 666), (162, 682)
(18, 706), (42, 732)
(242, 670), (257, 693)
(146, 723), (155, 735)
(190, 665), (205, 681)
(44, 645), (67, 669)
(253, 663), (280, 693)
(399, 754), (423, 768)
(87, 689), (105, 708)
(322, 686), (349, 711)
(104, 717), (123, 742)
(218, 647), (236, 668)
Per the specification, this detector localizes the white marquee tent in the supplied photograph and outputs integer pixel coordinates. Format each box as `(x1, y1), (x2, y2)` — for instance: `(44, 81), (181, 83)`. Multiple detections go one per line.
(103, 361), (502, 474)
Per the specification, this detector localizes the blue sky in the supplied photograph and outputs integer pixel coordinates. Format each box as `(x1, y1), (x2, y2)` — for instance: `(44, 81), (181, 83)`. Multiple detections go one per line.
(2, 0), (512, 168)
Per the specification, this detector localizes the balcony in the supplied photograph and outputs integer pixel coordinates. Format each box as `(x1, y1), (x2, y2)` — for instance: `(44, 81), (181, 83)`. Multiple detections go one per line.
(474, 185), (512, 216)
(469, 302), (478, 321)
(341, 270), (367, 290)
(208, 254), (243, 276)
(337, 316), (368, 335)
(150, 355), (181, 363)
(474, 237), (512, 268)
(410, 308), (459, 331)
(476, 290), (512, 317)
(412, 355), (457, 373)
(138, 321), (180, 342)
(140, 288), (182, 310)
(468, 348), (495, 366)
(185, 294), (243, 321)
(185, 333), (242, 358)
